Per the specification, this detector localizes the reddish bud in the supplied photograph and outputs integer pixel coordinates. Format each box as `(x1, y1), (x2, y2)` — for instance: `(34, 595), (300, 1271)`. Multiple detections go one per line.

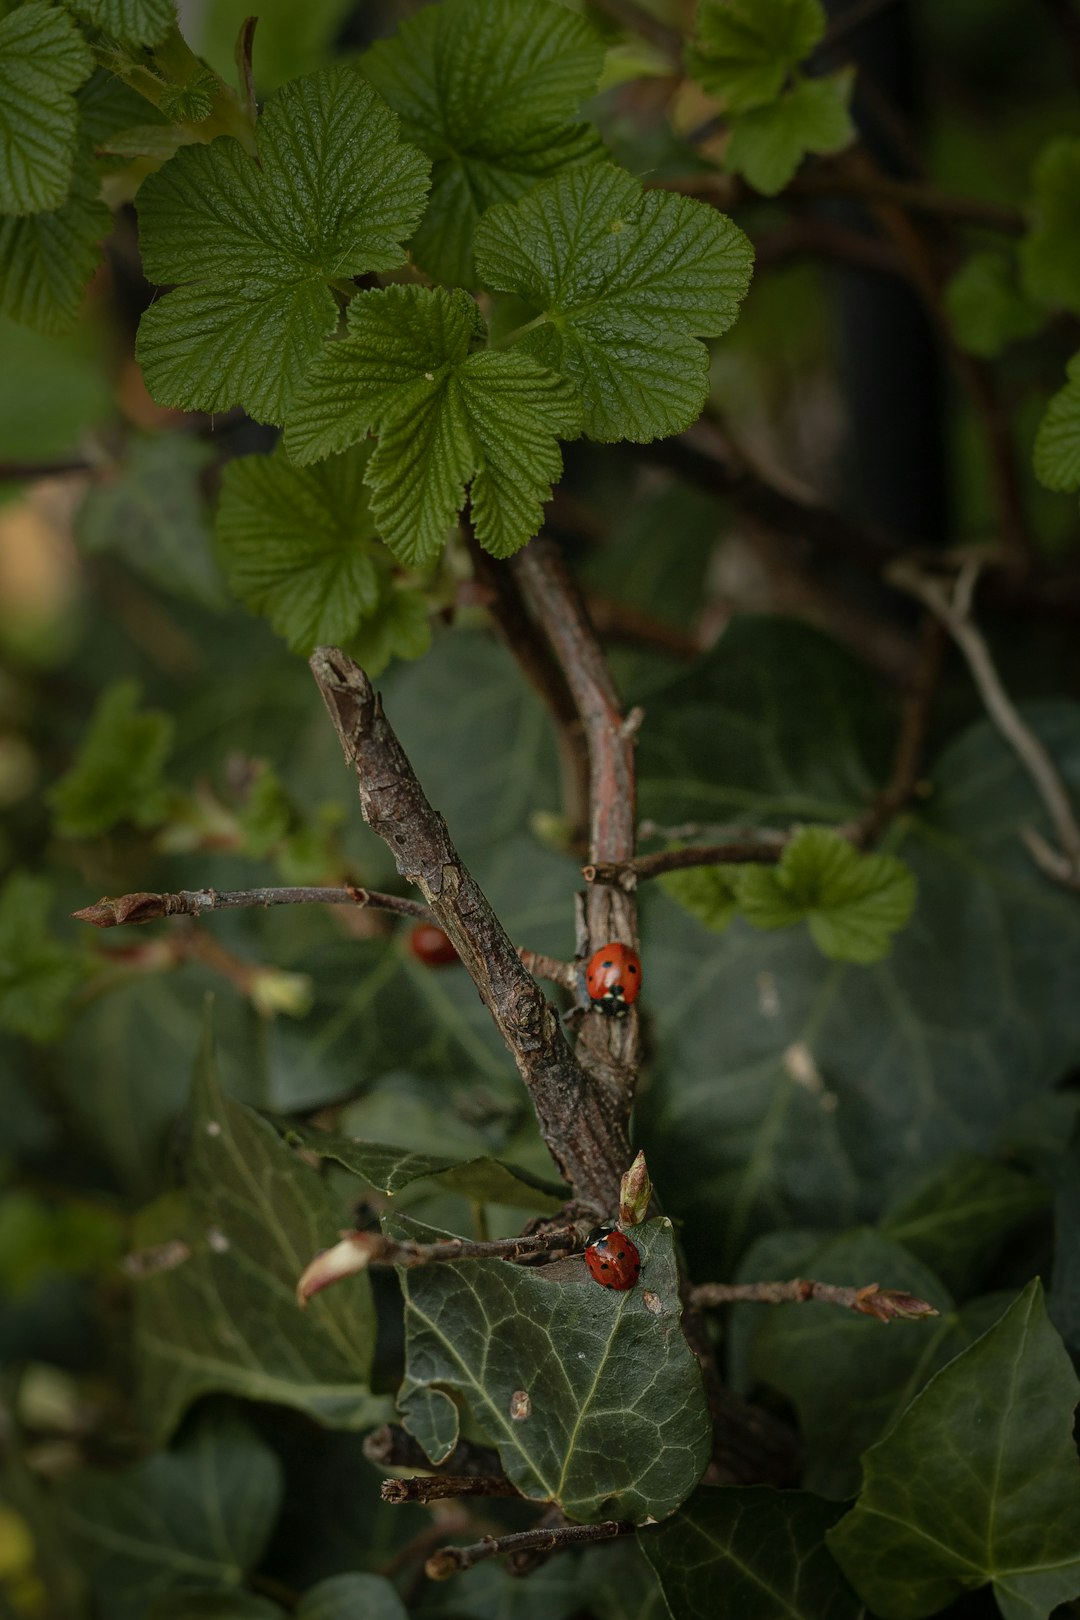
(853, 1284), (939, 1324)
(619, 1151), (652, 1227)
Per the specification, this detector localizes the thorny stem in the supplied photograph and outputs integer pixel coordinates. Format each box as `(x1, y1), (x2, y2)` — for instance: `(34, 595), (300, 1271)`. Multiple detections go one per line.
(73, 885), (432, 928)
(425, 1520), (634, 1581)
(382, 1475), (521, 1504)
(690, 1278), (939, 1322)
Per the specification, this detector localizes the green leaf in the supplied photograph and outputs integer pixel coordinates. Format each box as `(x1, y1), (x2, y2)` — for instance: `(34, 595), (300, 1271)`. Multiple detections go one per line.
(69, 0), (175, 47)
(350, 586), (431, 677)
(880, 1154), (1050, 1297)
(945, 251), (1044, 359)
(285, 285), (582, 562)
(281, 1119), (567, 1212)
(0, 150), (109, 334)
(828, 1280), (1080, 1620)
(394, 1213), (711, 1524)
(725, 71), (856, 197)
(216, 443), (382, 652)
(59, 1408), (283, 1620)
(132, 1027), (389, 1441)
(150, 1596), (282, 1620)
(687, 0), (826, 114)
(296, 1574), (407, 1620)
(48, 679), (174, 837)
(659, 863), (741, 933)
(1034, 353), (1080, 494)
(734, 826), (916, 964)
(76, 437), (227, 609)
(0, 2), (92, 215)
(474, 163), (754, 442)
(0, 874), (85, 1042)
(641, 1487), (861, 1620)
(362, 0), (605, 286)
(135, 68), (430, 421)
(1021, 138), (1080, 317)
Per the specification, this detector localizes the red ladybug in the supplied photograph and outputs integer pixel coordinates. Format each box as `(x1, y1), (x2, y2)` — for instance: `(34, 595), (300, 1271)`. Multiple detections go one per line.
(583, 1223), (641, 1291)
(585, 943), (642, 1017)
(408, 923), (458, 967)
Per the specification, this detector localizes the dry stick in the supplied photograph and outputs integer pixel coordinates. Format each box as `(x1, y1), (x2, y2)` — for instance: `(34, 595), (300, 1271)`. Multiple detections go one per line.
(309, 647), (631, 1210)
(73, 884), (431, 928)
(517, 948), (579, 992)
(890, 561), (1080, 888)
(364, 1425), (502, 1479)
(382, 1475), (520, 1505)
(425, 1520), (633, 1581)
(690, 1278), (938, 1322)
(296, 1224), (587, 1304)
(586, 840), (786, 890)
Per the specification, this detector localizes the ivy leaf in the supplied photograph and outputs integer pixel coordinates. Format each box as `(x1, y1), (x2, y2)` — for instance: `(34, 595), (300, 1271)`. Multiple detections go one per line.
(350, 586), (431, 676)
(1020, 138), (1080, 317)
(0, 149), (109, 335)
(474, 164), (754, 442)
(294, 1575), (406, 1620)
(828, 1280), (1080, 1620)
(945, 251), (1043, 359)
(132, 1025), (388, 1442)
(1034, 353), (1080, 494)
(687, 0), (826, 114)
(216, 443), (383, 652)
(641, 1487), (862, 1620)
(734, 826), (916, 964)
(0, 2), (92, 216)
(69, 0), (175, 48)
(58, 1409), (283, 1620)
(285, 285), (582, 562)
(48, 679), (174, 837)
(135, 68), (431, 422)
(725, 71), (856, 197)
(362, 0), (605, 286)
(0, 872), (86, 1042)
(659, 864), (741, 933)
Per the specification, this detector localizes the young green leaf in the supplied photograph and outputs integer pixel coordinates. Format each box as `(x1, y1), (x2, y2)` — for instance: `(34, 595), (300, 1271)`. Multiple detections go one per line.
(0, 150), (109, 333)
(828, 1280), (1080, 1620)
(725, 71), (856, 196)
(362, 0), (605, 286)
(1034, 353), (1080, 494)
(285, 285), (582, 561)
(0, 872), (86, 1043)
(659, 864), (741, 933)
(0, 2), (93, 216)
(474, 164), (754, 442)
(687, 0), (826, 114)
(69, 0), (175, 48)
(350, 586), (431, 676)
(734, 826), (915, 963)
(135, 68), (431, 422)
(49, 680), (174, 838)
(945, 251), (1043, 359)
(217, 443), (384, 652)
(1020, 138), (1080, 317)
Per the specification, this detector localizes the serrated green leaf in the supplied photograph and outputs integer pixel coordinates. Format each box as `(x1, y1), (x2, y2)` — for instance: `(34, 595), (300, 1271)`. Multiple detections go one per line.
(286, 285), (581, 561)
(659, 863), (741, 933)
(217, 443), (382, 652)
(880, 1155), (1050, 1297)
(687, 0), (826, 114)
(641, 1487), (861, 1620)
(734, 826), (916, 963)
(394, 1212), (711, 1524)
(1021, 138), (1080, 317)
(0, 2), (92, 216)
(0, 150), (109, 334)
(58, 1409), (283, 1620)
(945, 251), (1044, 359)
(1034, 353), (1080, 494)
(350, 586), (431, 676)
(48, 679), (174, 837)
(132, 1026), (388, 1441)
(362, 0), (605, 286)
(76, 436), (226, 609)
(474, 163), (753, 442)
(70, 0), (174, 47)
(135, 68), (430, 422)
(725, 70), (856, 196)
(0, 872), (85, 1042)
(828, 1280), (1080, 1620)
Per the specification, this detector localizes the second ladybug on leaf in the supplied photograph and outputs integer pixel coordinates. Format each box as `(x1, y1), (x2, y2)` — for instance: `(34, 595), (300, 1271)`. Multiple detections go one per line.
(585, 942), (642, 1017)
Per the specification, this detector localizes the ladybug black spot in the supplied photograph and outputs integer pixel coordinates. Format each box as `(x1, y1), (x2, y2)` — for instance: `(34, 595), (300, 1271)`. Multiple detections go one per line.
(627, 964), (638, 974)
(600, 1260), (609, 1269)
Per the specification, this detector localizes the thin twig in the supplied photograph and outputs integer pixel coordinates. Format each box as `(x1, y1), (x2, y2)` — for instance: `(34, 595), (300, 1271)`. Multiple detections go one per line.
(363, 1425), (502, 1479)
(297, 1224), (586, 1304)
(585, 841), (787, 890)
(517, 948), (579, 992)
(752, 218), (904, 279)
(72, 884), (431, 928)
(690, 1278), (939, 1322)
(425, 1520), (633, 1581)
(0, 458), (96, 481)
(382, 1475), (520, 1504)
(791, 163), (1028, 238)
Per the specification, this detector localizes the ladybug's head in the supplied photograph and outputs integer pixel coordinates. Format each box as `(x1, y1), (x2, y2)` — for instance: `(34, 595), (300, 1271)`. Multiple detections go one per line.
(585, 1222), (617, 1247)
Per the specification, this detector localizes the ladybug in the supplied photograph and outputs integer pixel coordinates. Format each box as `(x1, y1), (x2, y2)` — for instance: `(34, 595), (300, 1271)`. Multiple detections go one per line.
(583, 1223), (641, 1291)
(585, 943), (642, 1017)
(408, 923), (458, 967)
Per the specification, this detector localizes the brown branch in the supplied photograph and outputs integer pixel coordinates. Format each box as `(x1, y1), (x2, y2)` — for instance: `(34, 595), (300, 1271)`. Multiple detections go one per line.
(309, 646), (632, 1209)
(585, 593), (703, 662)
(517, 948), (579, 992)
(791, 163), (1028, 238)
(296, 1224), (587, 1305)
(382, 1475), (520, 1504)
(690, 1278), (939, 1322)
(72, 884), (431, 928)
(363, 1424), (502, 1479)
(425, 1519), (633, 1581)
(585, 840), (787, 890)
(753, 218), (904, 279)
(0, 457), (96, 482)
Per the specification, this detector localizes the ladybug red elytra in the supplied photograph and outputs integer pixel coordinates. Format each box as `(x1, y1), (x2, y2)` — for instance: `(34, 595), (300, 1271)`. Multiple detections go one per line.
(408, 923), (458, 967)
(584, 1223), (641, 1291)
(585, 943), (642, 1017)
